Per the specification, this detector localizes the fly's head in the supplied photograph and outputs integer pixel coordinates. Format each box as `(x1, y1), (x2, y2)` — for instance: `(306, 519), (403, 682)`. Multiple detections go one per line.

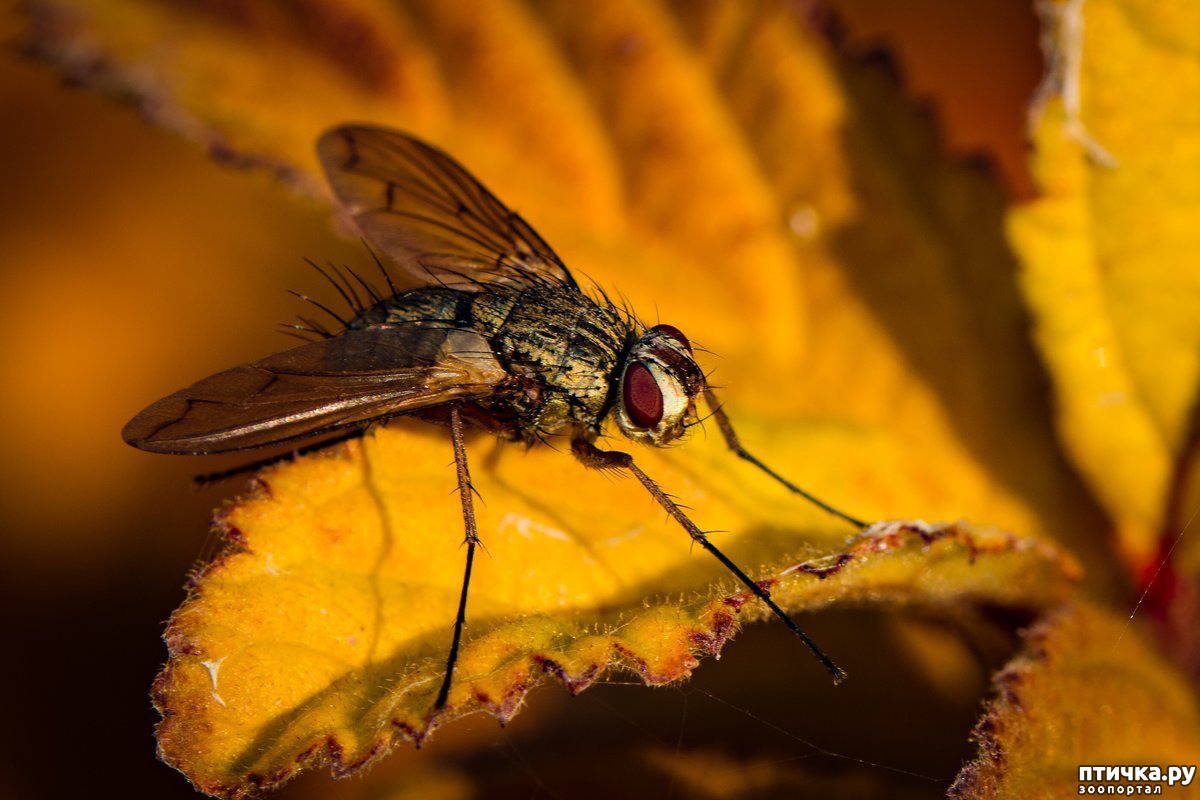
(614, 324), (705, 446)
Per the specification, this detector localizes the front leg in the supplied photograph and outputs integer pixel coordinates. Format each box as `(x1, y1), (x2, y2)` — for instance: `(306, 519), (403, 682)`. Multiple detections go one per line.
(571, 438), (845, 683)
(704, 389), (867, 529)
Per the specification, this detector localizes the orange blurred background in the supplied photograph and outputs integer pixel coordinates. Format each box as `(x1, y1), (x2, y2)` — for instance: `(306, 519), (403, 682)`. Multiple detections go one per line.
(0, 1), (1041, 797)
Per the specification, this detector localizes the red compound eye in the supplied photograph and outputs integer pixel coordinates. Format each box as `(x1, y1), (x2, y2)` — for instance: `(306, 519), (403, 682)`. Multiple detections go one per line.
(651, 323), (691, 352)
(622, 362), (663, 428)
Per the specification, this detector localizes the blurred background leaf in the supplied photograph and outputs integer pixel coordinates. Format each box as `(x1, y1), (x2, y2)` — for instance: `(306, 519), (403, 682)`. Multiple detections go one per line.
(1010, 0), (1200, 571)
(950, 602), (1200, 799)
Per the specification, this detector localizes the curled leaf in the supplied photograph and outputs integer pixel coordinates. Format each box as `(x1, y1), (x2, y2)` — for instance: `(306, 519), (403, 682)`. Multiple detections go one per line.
(154, 421), (1079, 796)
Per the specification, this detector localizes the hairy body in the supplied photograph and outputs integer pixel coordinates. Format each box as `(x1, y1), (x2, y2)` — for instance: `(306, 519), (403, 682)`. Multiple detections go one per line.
(357, 283), (635, 442)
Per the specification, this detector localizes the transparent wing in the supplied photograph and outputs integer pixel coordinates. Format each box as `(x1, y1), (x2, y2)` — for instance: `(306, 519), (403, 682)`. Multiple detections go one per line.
(317, 125), (578, 292)
(122, 325), (508, 454)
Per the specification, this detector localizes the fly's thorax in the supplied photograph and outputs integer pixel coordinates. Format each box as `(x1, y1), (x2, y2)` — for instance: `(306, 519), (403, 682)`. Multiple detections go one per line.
(487, 286), (632, 433)
(613, 324), (704, 446)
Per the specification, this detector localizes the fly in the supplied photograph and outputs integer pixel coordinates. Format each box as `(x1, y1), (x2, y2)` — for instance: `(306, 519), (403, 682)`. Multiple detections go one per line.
(123, 125), (868, 712)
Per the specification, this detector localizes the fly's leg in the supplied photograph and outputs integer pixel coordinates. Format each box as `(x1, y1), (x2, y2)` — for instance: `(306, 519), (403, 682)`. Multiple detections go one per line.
(571, 438), (846, 683)
(434, 405), (482, 710)
(704, 389), (868, 529)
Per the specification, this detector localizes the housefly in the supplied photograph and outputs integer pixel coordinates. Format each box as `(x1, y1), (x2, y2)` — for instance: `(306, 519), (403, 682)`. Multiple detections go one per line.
(123, 125), (867, 711)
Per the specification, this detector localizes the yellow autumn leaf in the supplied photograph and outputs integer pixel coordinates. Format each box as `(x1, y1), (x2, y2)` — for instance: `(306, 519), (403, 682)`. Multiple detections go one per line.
(154, 420), (1079, 794)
